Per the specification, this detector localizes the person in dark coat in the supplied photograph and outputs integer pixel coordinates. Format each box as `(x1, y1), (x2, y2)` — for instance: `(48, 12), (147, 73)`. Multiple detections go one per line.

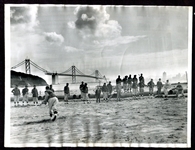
(95, 86), (101, 103)
(116, 75), (122, 101)
(83, 83), (90, 104)
(123, 76), (128, 93)
(132, 75), (138, 99)
(11, 85), (21, 106)
(157, 78), (163, 96)
(79, 81), (84, 100)
(107, 81), (113, 101)
(31, 85), (39, 105)
(147, 79), (155, 97)
(139, 74), (145, 97)
(128, 75), (132, 93)
(64, 83), (70, 104)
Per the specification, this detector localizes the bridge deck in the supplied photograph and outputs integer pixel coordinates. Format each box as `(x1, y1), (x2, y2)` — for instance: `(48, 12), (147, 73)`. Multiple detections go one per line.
(45, 73), (104, 79)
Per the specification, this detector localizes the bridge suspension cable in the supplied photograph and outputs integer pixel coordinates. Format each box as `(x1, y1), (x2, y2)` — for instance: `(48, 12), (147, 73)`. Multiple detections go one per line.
(60, 66), (72, 74)
(90, 71), (95, 76)
(30, 60), (49, 73)
(11, 60), (25, 69)
(75, 67), (85, 75)
(98, 71), (103, 78)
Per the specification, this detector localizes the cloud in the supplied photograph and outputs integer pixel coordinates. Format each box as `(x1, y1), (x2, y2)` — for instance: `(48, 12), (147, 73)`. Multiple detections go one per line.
(68, 6), (121, 39)
(81, 14), (96, 21)
(67, 21), (75, 29)
(87, 35), (146, 50)
(74, 6), (109, 30)
(10, 6), (39, 31)
(95, 20), (121, 38)
(64, 46), (84, 52)
(44, 32), (64, 45)
(67, 6), (146, 49)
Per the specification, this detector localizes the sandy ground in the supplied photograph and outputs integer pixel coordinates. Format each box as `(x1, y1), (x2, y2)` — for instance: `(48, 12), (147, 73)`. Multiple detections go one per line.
(10, 97), (187, 145)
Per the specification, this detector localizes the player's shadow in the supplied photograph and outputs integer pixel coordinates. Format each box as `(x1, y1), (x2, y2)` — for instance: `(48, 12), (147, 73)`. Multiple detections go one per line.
(22, 116), (67, 125)
(23, 119), (51, 125)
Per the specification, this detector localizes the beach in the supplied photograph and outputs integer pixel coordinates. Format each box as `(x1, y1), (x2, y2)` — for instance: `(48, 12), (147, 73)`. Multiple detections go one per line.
(9, 96), (187, 146)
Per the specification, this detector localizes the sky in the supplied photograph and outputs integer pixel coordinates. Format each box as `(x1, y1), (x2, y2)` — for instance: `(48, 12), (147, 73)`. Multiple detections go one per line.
(9, 5), (191, 84)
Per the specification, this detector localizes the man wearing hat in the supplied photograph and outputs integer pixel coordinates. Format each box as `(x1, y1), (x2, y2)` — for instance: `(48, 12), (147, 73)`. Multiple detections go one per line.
(22, 85), (29, 105)
(107, 81), (113, 101)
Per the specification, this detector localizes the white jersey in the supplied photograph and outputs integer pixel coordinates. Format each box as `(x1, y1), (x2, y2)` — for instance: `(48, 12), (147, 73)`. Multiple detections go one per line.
(164, 82), (170, 89)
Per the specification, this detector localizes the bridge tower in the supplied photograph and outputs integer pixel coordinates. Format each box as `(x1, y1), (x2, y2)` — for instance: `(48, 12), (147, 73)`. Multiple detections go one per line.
(72, 66), (76, 83)
(52, 73), (58, 85)
(25, 59), (31, 74)
(95, 70), (99, 82)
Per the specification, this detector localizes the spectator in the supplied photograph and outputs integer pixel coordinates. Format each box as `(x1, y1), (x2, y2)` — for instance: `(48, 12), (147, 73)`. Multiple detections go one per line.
(22, 85), (29, 106)
(79, 81), (84, 100)
(64, 83), (70, 104)
(139, 74), (145, 97)
(175, 82), (185, 98)
(102, 83), (108, 101)
(147, 79), (155, 97)
(83, 83), (90, 104)
(163, 80), (170, 99)
(31, 85), (39, 106)
(123, 76), (128, 93)
(107, 81), (113, 101)
(132, 75), (138, 99)
(95, 86), (101, 103)
(128, 75), (132, 93)
(11, 85), (21, 106)
(157, 78), (163, 96)
(116, 75), (122, 101)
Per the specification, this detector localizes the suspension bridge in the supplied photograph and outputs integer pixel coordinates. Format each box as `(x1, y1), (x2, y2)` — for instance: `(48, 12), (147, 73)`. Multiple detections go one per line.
(11, 59), (107, 84)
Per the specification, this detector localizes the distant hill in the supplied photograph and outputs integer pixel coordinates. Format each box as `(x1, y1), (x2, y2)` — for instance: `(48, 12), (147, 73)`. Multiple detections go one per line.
(11, 70), (48, 87)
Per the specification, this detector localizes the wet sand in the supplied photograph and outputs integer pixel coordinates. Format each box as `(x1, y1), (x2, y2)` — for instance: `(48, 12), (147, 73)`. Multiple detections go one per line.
(10, 97), (187, 145)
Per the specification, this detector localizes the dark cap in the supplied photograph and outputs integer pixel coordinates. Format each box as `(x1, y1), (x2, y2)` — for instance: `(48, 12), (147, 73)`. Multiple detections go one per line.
(45, 89), (53, 94)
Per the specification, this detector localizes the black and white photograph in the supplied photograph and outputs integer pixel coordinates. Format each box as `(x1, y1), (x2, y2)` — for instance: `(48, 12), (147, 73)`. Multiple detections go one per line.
(5, 4), (192, 147)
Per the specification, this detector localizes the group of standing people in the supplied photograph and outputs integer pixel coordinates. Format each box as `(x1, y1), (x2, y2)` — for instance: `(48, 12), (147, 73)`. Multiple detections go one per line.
(95, 81), (113, 103)
(11, 84), (40, 106)
(63, 82), (91, 104)
(63, 81), (114, 104)
(79, 82), (90, 104)
(115, 74), (185, 100)
(12, 77), (185, 107)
